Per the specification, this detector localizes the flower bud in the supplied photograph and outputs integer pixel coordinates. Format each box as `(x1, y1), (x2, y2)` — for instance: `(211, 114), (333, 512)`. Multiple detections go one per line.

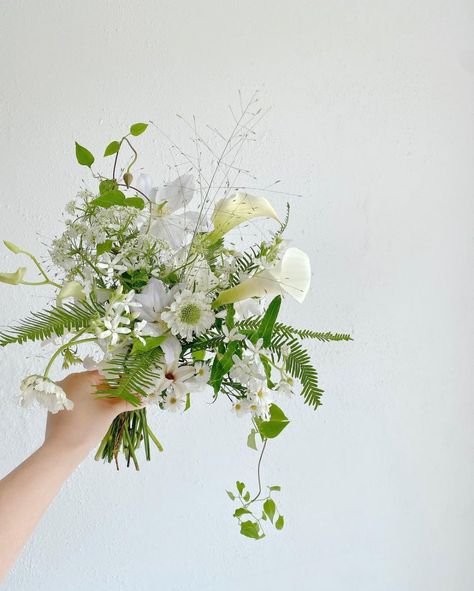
(3, 240), (24, 254)
(123, 172), (133, 188)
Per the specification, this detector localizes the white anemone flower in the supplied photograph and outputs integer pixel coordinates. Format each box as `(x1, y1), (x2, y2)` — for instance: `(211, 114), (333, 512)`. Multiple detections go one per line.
(132, 278), (182, 363)
(136, 173), (203, 248)
(161, 289), (214, 341)
(20, 375), (74, 413)
(213, 247), (311, 307)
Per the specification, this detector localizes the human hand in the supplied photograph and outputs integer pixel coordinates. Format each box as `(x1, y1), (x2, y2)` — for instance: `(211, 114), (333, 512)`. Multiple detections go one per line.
(43, 370), (142, 456)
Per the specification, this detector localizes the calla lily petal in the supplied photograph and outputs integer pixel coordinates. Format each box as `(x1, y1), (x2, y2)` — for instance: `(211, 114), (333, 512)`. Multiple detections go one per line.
(0, 267), (27, 285)
(213, 247), (311, 307)
(209, 192), (280, 241)
(56, 281), (86, 304)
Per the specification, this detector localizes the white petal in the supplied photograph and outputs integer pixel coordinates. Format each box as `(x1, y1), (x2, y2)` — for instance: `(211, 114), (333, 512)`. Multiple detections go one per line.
(155, 174), (195, 212)
(136, 173), (153, 198)
(213, 247), (311, 306)
(209, 192), (280, 240)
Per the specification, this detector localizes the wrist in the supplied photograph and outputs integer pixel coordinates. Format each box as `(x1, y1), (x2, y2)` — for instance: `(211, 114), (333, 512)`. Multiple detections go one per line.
(40, 438), (92, 464)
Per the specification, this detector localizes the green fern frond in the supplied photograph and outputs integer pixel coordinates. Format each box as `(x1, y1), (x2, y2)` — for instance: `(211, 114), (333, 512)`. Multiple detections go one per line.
(275, 338), (323, 409)
(236, 318), (352, 343)
(0, 301), (104, 347)
(98, 347), (163, 405)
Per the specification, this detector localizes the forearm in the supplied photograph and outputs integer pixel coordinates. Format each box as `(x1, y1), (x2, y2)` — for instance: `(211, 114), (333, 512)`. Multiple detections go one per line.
(0, 441), (88, 581)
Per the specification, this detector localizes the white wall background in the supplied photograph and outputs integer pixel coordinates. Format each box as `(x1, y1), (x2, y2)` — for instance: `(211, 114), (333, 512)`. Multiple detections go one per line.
(0, 1), (473, 590)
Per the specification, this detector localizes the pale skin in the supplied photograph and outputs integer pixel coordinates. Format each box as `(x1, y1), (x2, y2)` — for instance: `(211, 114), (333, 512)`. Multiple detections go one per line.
(0, 370), (140, 582)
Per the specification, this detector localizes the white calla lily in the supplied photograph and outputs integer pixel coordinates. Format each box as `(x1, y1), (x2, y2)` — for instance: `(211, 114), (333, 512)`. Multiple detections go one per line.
(213, 247), (311, 307)
(56, 280), (86, 304)
(208, 192), (280, 241)
(0, 267), (27, 285)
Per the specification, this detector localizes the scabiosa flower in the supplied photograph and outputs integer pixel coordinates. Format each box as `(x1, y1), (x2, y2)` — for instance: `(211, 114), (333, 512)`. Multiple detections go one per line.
(20, 375), (74, 413)
(161, 289), (214, 341)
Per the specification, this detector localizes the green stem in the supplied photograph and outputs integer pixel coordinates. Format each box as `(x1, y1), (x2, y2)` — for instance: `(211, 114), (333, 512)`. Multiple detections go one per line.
(44, 330), (96, 378)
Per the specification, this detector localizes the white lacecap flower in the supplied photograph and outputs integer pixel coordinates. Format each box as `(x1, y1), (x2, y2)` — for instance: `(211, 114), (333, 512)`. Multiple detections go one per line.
(20, 375), (74, 414)
(161, 289), (214, 341)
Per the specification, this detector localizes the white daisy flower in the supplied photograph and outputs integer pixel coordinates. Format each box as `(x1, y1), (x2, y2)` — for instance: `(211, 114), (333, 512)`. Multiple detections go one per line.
(20, 375), (74, 414)
(161, 289), (214, 341)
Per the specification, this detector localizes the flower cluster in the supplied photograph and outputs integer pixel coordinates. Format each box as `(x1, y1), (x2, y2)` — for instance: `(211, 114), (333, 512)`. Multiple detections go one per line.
(0, 116), (350, 539)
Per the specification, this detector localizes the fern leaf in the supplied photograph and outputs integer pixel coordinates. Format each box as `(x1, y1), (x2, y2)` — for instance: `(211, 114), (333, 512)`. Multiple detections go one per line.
(0, 301), (104, 347)
(98, 347), (163, 405)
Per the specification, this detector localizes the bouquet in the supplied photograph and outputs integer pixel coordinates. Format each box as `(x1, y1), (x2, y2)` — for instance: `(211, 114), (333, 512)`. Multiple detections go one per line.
(0, 99), (350, 539)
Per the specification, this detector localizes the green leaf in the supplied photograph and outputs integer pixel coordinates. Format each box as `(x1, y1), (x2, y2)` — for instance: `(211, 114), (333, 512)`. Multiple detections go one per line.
(130, 122), (148, 136)
(275, 515), (284, 530)
(234, 508), (251, 518)
(247, 428), (258, 451)
(192, 349), (206, 362)
(75, 142), (94, 167)
(209, 341), (239, 393)
(256, 404), (289, 439)
(256, 295), (281, 346)
(130, 335), (167, 354)
(91, 190), (126, 208)
(0, 300), (104, 346)
(240, 520), (264, 540)
(99, 179), (118, 194)
(184, 392), (191, 411)
(96, 240), (113, 255)
(263, 498), (276, 523)
(97, 347), (163, 405)
(226, 490), (235, 501)
(124, 197), (145, 210)
(236, 481), (245, 496)
(269, 485), (281, 492)
(104, 140), (121, 157)
(243, 491), (251, 502)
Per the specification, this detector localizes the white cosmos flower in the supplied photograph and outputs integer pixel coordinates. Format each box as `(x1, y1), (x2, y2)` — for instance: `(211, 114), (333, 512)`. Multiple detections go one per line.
(136, 173), (204, 249)
(161, 289), (214, 341)
(20, 375), (74, 413)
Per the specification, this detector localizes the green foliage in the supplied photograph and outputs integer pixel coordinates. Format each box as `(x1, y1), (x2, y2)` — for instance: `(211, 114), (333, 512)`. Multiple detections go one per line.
(97, 346), (163, 405)
(130, 122), (148, 136)
(99, 179), (118, 194)
(104, 141), (121, 157)
(280, 338), (324, 409)
(75, 142), (94, 167)
(253, 295), (281, 346)
(0, 301), (104, 347)
(227, 480), (284, 540)
(91, 190), (145, 210)
(255, 404), (289, 439)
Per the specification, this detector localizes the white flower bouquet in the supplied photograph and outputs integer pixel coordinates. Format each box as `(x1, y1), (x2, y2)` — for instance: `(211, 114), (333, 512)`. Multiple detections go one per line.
(0, 101), (350, 539)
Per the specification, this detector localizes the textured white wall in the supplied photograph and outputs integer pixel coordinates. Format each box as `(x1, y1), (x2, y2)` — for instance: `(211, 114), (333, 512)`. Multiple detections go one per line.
(0, 1), (473, 590)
